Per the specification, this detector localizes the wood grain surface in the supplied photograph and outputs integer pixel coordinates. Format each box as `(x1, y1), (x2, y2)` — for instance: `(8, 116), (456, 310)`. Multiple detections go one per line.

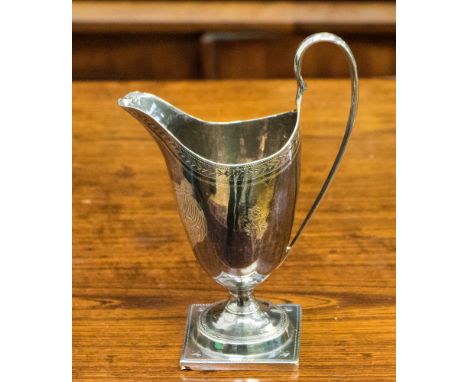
(72, 1), (396, 34)
(73, 79), (395, 380)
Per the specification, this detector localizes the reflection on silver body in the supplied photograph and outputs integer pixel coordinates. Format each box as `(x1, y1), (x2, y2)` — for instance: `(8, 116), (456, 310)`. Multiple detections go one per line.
(118, 33), (358, 370)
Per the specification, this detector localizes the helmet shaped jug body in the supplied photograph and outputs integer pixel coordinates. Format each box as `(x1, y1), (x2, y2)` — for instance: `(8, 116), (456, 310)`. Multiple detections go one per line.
(119, 90), (301, 291)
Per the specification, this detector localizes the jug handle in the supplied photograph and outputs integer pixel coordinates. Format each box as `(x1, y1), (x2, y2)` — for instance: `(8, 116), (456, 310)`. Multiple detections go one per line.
(286, 32), (359, 253)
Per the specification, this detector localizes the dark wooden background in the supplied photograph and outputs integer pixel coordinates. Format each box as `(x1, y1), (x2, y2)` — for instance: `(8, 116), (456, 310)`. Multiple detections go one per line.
(73, 1), (396, 80)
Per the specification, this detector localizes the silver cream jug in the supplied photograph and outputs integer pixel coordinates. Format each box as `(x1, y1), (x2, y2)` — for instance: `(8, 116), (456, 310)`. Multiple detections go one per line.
(118, 33), (358, 370)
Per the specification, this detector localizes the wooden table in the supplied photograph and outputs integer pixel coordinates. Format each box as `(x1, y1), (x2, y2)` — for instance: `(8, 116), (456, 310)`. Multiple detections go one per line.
(73, 79), (395, 381)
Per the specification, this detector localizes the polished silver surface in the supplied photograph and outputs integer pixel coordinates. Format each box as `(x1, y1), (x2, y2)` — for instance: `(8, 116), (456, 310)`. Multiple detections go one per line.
(118, 32), (358, 369)
(180, 304), (301, 371)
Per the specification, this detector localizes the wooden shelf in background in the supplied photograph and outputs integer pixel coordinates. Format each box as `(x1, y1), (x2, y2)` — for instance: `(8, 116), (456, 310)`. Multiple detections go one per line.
(73, 1), (395, 79)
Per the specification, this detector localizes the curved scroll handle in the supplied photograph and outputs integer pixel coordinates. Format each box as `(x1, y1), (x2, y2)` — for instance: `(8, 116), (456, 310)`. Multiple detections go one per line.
(287, 33), (359, 253)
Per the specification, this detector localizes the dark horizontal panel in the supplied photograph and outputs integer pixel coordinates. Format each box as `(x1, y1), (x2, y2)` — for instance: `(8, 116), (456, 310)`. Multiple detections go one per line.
(200, 32), (395, 79)
(73, 33), (200, 80)
(73, 32), (395, 80)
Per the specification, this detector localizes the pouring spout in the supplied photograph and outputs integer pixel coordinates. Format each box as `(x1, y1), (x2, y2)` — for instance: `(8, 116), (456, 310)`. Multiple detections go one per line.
(118, 91), (183, 140)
